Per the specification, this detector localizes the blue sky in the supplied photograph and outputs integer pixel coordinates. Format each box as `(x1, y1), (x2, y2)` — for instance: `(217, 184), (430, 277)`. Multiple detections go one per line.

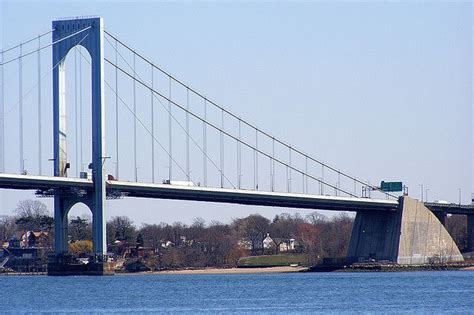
(0, 1), (472, 225)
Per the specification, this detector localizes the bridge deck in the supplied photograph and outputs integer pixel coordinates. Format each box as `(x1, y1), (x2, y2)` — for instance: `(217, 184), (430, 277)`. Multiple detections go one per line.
(424, 202), (474, 215)
(2, 174), (473, 214)
(0, 174), (400, 212)
(109, 180), (399, 212)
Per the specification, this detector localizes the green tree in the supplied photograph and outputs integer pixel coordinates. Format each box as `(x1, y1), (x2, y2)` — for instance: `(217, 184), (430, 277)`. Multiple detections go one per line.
(69, 216), (91, 242)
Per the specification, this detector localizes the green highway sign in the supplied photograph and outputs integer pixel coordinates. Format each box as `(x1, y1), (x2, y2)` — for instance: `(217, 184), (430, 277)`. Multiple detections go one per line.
(380, 181), (403, 192)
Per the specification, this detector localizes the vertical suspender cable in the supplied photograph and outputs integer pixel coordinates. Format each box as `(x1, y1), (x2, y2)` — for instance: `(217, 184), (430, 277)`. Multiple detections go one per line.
(305, 156), (308, 194)
(302, 174), (305, 194)
(19, 44), (24, 174)
(256, 132), (259, 189)
(37, 35), (42, 175)
(74, 48), (78, 176)
(168, 77), (172, 181)
(237, 119), (241, 189)
(337, 171), (341, 196)
(0, 50), (3, 173)
(321, 165), (325, 195)
(203, 99), (207, 186)
(288, 147), (292, 193)
(151, 64), (155, 183)
(271, 137), (275, 192)
(186, 88), (190, 182)
(115, 39), (119, 179)
(269, 157), (272, 192)
(220, 109), (224, 188)
(133, 54), (137, 181)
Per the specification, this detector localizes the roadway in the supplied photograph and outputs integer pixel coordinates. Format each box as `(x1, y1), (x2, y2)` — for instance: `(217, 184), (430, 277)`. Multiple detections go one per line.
(0, 173), (399, 212)
(2, 173), (473, 214)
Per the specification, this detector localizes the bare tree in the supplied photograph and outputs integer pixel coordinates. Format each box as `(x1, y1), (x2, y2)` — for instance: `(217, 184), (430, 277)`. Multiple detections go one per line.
(108, 216), (136, 242)
(14, 200), (53, 233)
(0, 215), (16, 240)
(139, 222), (169, 249)
(15, 199), (49, 218)
(233, 214), (270, 255)
(305, 212), (327, 226)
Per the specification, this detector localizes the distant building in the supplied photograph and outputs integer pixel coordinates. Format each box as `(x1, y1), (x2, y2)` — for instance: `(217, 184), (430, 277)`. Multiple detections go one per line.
(1, 231), (51, 272)
(239, 234), (300, 253)
(263, 234), (273, 249)
(20, 231), (50, 248)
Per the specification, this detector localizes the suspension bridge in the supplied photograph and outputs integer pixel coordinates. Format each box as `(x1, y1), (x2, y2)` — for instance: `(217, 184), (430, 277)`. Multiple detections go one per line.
(0, 17), (472, 274)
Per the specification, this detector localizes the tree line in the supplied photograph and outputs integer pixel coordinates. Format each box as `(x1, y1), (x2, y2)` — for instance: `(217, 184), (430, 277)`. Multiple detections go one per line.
(0, 199), (471, 270)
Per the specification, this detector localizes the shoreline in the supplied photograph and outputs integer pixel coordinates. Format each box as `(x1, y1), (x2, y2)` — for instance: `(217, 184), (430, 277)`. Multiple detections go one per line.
(2, 265), (473, 276)
(117, 266), (308, 275)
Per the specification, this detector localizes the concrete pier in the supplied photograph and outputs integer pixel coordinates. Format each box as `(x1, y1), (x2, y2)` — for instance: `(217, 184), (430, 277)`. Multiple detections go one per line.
(48, 255), (114, 276)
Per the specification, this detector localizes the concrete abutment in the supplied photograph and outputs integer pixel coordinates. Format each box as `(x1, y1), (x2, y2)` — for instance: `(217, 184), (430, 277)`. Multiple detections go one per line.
(348, 196), (463, 264)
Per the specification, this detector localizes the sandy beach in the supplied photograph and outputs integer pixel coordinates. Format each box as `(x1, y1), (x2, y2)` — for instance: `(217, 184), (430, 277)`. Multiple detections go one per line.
(460, 266), (474, 271)
(118, 266), (308, 275)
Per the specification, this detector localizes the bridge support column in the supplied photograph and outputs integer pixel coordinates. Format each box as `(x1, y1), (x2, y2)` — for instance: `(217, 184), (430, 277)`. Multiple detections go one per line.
(467, 215), (474, 253)
(347, 197), (463, 265)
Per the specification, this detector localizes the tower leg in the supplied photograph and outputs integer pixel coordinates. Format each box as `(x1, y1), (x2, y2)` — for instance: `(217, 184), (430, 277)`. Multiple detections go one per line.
(92, 198), (106, 255)
(53, 196), (69, 254)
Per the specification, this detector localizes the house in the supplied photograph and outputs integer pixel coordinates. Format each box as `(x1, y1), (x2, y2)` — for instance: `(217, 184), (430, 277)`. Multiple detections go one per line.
(20, 231), (50, 248)
(263, 234), (273, 249)
(278, 238), (297, 252)
(1, 231), (50, 272)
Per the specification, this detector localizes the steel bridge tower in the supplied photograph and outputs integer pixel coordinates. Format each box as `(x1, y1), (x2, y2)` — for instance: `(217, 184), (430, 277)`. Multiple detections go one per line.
(51, 17), (107, 262)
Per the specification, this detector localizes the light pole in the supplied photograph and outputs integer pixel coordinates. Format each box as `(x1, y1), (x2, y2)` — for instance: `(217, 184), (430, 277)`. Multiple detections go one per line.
(22, 159), (28, 175)
(418, 184), (424, 202)
(135, 166), (140, 182)
(112, 161), (118, 180)
(458, 188), (462, 205)
(425, 189), (430, 203)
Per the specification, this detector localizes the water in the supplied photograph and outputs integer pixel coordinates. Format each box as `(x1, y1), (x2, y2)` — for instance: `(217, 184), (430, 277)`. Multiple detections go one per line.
(2, 271), (473, 314)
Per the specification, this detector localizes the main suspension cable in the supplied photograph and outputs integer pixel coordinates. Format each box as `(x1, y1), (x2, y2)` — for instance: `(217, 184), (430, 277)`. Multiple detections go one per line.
(76, 46), (191, 182)
(104, 36), (236, 188)
(104, 30), (394, 198)
(1, 29), (54, 54)
(1, 26), (91, 66)
(105, 58), (355, 197)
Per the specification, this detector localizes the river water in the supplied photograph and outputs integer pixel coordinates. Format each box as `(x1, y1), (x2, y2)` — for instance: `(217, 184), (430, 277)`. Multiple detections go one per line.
(2, 271), (473, 313)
